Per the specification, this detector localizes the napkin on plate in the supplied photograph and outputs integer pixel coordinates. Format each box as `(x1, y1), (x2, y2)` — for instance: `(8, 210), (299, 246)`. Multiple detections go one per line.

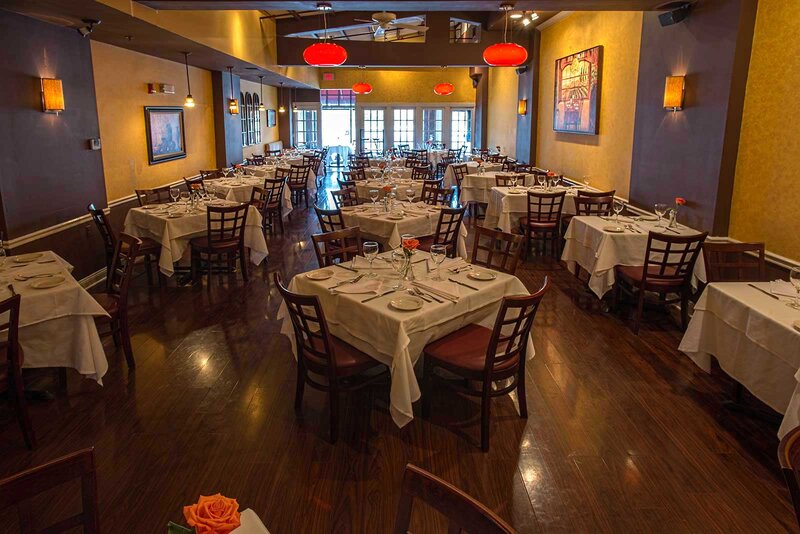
(331, 279), (384, 294)
(413, 280), (460, 302)
(771, 280), (799, 298)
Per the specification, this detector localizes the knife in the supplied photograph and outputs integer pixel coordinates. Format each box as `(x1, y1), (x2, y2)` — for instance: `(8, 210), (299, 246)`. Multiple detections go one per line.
(334, 263), (358, 273)
(449, 277), (479, 291)
(662, 226), (680, 234)
(361, 289), (397, 303)
(748, 283), (779, 300)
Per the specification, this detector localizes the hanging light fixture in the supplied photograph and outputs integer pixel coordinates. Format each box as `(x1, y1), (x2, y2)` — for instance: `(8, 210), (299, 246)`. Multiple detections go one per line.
(433, 66), (455, 96)
(352, 65), (373, 95)
(182, 51), (195, 108)
(227, 66), (239, 114)
(258, 75), (266, 112)
(303, 2), (347, 67)
(483, 3), (528, 67)
(278, 82), (286, 113)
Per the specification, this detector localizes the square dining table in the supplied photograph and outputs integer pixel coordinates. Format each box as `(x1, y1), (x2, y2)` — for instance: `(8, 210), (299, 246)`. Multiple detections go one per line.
(340, 203), (468, 257)
(443, 162), (503, 188)
(204, 174), (293, 217)
(483, 185), (582, 234)
(0, 251), (109, 383)
(278, 255), (533, 427)
(123, 201), (269, 276)
(353, 179), (423, 202)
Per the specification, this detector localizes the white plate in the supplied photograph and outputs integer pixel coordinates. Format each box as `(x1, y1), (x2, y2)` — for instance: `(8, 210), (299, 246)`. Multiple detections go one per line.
(603, 226), (625, 233)
(13, 253), (44, 263)
(306, 269), (334, 281)
(30, 275), (65, 289)
(390, 295), (424, 311)
(468, 270), (497, 281)
(168, 212), (184, 218)
(387, 215), (405, 220)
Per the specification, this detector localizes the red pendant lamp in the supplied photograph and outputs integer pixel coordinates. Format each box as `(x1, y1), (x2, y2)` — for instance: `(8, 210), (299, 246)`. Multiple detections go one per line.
(483, 4), (528, 67)
(303, 3), (347, 67)
(352, 66), (373, 95)
(433, 66), (455, 96)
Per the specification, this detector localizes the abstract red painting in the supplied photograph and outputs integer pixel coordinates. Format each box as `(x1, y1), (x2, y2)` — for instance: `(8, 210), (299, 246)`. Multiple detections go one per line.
(554, 45), (603, 135)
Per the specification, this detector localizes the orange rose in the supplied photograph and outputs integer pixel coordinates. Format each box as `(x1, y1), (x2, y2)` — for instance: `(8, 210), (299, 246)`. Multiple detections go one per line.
(379, 162), (387, 169)
(675, 197), (686, 206)
(381, 185), (393, 193)
(475, 158), (483, 165)
(402, 238), (419, 251)
(183, 494), (241, 534)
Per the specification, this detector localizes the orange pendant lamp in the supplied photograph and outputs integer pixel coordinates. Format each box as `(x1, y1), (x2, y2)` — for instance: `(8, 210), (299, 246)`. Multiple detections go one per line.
(483, 4), (528, 67)
(433, 66), (455, 96)
(352, 66), (373, 95)
(303, 3), (347, 67)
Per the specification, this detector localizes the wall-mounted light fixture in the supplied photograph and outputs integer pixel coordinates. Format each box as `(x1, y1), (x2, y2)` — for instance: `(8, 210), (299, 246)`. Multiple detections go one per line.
(41, 78), (65, 114)
(278, 82), (286, 113)
(182, 52), (195, 108)
(258, 75), (266, 112)
(518, 98), (527, 116)
(663, 75), (685, 111)
(227, 66), (239, 115)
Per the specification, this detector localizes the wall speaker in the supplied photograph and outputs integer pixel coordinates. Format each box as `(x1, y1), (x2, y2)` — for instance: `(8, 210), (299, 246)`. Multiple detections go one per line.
(658, 3), (692, 27)
(515, 66), (528, 75)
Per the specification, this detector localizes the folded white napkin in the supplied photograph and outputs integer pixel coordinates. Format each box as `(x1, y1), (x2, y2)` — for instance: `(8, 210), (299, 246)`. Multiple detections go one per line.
(771, 280), (799, 298)
(442, 258), (468, 271)
(331, 279), (384, 294)
(413, 281), (459, 302)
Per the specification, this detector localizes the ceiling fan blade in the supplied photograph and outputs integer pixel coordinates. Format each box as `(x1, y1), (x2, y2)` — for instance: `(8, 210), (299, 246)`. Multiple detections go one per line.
(393, 23), (429, 32)
(353, 18), (374, 23)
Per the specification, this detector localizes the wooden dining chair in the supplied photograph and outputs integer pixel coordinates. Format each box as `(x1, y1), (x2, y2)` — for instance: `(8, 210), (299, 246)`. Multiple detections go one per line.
(417, 206), (466, 259)
(519, 191), (566, 258)
(573, 196), (614, 216)
(561, 189), (617, 233)
(337, 177), (357, 189)
(183, 175), (207, 195)
(435, 156), (456, 179)
(0, 447), (99, 532)
(265, 149), (282, 157)
(93, 233), (141, 369)
(261, 177), (287, 234)
(451, 163), (468, 189)
(274, 273), (389, 443)
(423, 278), (550, 451)
(248, 154), (266, 166)
(393, 464), (516, 534)
(779, 425), (800, 527)
(134, 186), (172, 206)
(331, 187), (359, 209)
(702, 241), (766, 283)
(345, 168), (367, 181)
(487, 154), (507, 164)
(314, 205), (346, 233)
(470, 227), (524, 275)
(412, 166), (433, 181)
(501, 158), (517, 172)
(613, 231), (708, 335)
(285, 164), (312, 208)
(87, 203), (162, 285)
(421, 186), (455, 207)
(190, 204), (250, 285)
(0, 294), (35, 449)
(578, 189), (616, 199)
(311, 227), (363, 268)
(200, 169), (225, 179)
(495, 174), (525, 187)
(514, 163), (534, 174)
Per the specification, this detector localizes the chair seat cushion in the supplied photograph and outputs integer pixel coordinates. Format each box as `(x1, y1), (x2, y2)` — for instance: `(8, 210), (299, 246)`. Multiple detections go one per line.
(616, 265), (682, 287)
(424, 324), (518, 373)
(519, 217), (559, 230)
(93, 292), (119, 316)
(189, 236), (240, 251)
(307, 335), (382, 375)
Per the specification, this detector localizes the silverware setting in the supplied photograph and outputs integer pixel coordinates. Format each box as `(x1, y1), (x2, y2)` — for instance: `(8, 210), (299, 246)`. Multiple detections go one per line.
(413, 286), (443, 303)
(330, 274), (364, 289)
(624, 224), (642, 234)
(408, 289), (431, 303)
(448, 264), (471, 274)
(448, 277), (479, 291)
(361, 289), (397, 303)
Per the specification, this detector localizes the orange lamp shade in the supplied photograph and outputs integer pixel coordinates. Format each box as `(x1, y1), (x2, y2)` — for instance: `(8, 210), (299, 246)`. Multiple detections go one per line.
(41, 78), (65, 113)
(663, 75), (685, 111)
(482, 42), (528, 67)
(433, 83), (455, 96)
(228, 98), (239, 115)
(352, 81), (373, 95)
(303, 42), (347, 67)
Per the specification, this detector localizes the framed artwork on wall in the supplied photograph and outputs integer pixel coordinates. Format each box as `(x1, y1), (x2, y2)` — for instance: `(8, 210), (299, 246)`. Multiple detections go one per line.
(144, 106), (187, 164)
(553, 45), (603, 135)
(267, 109), (277, 128)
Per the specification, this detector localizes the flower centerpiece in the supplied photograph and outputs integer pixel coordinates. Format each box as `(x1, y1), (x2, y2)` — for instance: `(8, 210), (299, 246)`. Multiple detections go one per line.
(401, 237), (419, 281)
(381, 185), (394, 211)
(378, 161), (387, 170)
(181, 494), (241, 534)
(671, 196), (687, 227)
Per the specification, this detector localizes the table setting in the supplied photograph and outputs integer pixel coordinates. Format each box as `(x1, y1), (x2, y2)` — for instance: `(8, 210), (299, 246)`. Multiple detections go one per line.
(278, 242), (532, 427)
(442, 161), (503, 188)
(204, 175), (293, 217)
(123, 198), (269, 277)
(353, 178), (422, 202)
(483, 183), (585, 233)
(0, 251), (109, 383)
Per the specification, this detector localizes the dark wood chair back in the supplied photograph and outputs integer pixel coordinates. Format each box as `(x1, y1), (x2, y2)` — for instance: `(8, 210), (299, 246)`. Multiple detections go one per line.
(311, 227), (363, 268)
(451, 163), (468, 188)
(412, 166), (432, 181)
(578, 189), (616, 198)
(200, 169), (225, 179)
(393, 464), (516, 534)
(249, 186), (270, 213)
(703, 241), (766, 283)
(501, 158), (517, 172)
(134, 186), (172, 206)
(514, 163), (533, 174)
(0, 292), (33, 448)
(487, 154), (507, 164)
(779, 425), (800, 527)
(106, 233), (141, 308)
(314, 205), (345, 233)
(641, 232), (708, 286)
(205, 204), (249, 248)
(471, 227), (524, 275)
(526, 191), (566, 225)
(0, 448), (99, 533)
(338, 177), (357, 189)
(87, 203), (116, 274)
(265, 149), (282, 157)
(331, 187), (359, 208)
(263, 177), (286, 208)
(248, 155), (266, 166)
(286, 165), (311, 188)
(432, 206), (466, 258)
(345, 168), (367, 181)
(573, 196), (613, 216)
(495, 174), (525, 187)
(422, 186), (454, 206)
(183, 176), (206, 195)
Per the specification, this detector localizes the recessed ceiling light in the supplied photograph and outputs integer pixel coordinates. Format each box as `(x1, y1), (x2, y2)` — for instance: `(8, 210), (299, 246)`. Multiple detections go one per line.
(510, 12), (523, 19)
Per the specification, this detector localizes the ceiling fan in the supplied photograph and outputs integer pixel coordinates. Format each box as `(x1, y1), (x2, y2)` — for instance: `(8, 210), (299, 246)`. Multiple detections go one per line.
(353, 12), (429, 38)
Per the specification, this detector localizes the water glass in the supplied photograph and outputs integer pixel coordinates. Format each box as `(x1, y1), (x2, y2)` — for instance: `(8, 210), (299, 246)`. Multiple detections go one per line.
(654, 203), (668, 227)
(363, 241), (379, 278)
(369, 189), (379, 207)
(789, 267), (800, 310)
(390, 250), (409, 289)
(430, 244), (447, 281)
(613, 199), (625, 223)
(169, 187), (180, 203)
(406, 189), (415, 204)
(537, 175), (546, 188)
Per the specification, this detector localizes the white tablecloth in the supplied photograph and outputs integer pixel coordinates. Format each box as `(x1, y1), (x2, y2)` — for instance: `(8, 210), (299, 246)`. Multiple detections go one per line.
(459, 173), (543, 204)
(0, 251), (109, 383)
(483, 185), (581, 234)
(123, 203), (269, 276)
(678, 282), (800, 437)
(365, 166), (413, 181)
(354, 180), (423, 202)
(205, 176), (293, 217)
(443, 162), (503, 189)
(341, 203), (468, 257)
(278, 256), (534, 427)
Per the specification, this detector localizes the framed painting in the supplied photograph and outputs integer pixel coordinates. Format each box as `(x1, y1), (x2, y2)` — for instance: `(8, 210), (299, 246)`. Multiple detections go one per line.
(144, 106), (187, 164)
(553, 45), (603, 135)
(267, 109), (277, 128)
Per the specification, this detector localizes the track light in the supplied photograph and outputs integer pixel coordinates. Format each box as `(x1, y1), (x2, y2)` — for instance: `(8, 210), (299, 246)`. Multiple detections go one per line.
(76, 19), (100, 37)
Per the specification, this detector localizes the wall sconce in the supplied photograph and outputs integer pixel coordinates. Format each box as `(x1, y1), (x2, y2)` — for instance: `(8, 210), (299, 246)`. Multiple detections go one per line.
(41, 78), (65, 114)
(227, 66), (239, 115)
(518, 98), (527, 116)
(663, 75), (685, 111)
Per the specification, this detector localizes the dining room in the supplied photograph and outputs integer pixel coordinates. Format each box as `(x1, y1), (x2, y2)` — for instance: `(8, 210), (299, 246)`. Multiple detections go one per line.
(0, 0), (798, 532)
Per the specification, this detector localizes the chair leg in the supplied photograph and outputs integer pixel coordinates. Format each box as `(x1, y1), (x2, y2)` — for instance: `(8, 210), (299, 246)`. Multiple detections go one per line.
(57, 367), (68, 394)
(633, 289), (645, 335)
(143, 255), (154, 285)
(329, 387), (339, 444)
(680, 287), (690, 330)
(480, 391), (491, 452)
(516, 369), (528, 419)
(239, 246), (249, 282)
(120, 315), (135, 369)
(9, 370), (35, 449)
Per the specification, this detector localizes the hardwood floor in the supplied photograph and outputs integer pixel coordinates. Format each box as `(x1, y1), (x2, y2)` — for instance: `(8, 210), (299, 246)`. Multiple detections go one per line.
(0, 171), (796, 533)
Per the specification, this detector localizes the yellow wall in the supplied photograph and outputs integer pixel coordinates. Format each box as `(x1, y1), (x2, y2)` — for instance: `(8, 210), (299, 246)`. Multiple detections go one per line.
(240, 79), (280, 159)
(91, 41), (217, 202)
(536, 12), (643, 198)
(319, 68), (475, 104)
(729, 0), (799, 260)
(487, 67), (519, 158)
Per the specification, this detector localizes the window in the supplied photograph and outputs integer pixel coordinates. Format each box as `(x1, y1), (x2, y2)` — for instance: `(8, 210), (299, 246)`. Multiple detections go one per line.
(321, 89), (355, 109)
(241, 92), (248, 147)
(253, 94), (261, 144)
(451, 109), (473, 152)
(362, 109), (384, 154)
(294, 108), (318, 148)
(422, 109), (443, 146)
(246, 93), (255, 145)
(393, 108), (415, 148)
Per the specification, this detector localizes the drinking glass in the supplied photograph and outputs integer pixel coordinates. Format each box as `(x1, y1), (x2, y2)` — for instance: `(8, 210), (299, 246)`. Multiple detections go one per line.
(537, 175), (546, 188)
(363, 241), (379, 278)
(789, 267), (800, 310)
(613, 199), (625, 223)
(510, 175), (518, 189)
(406, 189), (415, 204)
(169, 187), (180, 203)
(430, 244), (447, 281)
(390, 249), (409, 289)
(654, 203), (668, 227)
(179, 192), (190, 212)
(369, 189), (379, 207)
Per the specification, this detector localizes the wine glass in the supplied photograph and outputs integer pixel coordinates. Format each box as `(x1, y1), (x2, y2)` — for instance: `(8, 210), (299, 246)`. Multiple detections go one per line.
(170, 187), (180, 203)
(390, 249), (409, 289)
(789, 267), (800, 310)
(613, 199), (625, 223)
(363, 241), (379, 278)
(406, 188), (415, 204)
(369, 189), (379, 208)
(537, 174), (546, 188)
(654, 203), (668, 227)
(430, 244), (447, 281)
(510, 174), (518, 189)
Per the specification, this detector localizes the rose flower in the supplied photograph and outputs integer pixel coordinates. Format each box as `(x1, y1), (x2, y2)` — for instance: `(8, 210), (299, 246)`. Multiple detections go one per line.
(402, 238), (419, 251)
(675, 197), (687, 206)
(183, 494), (241, 534)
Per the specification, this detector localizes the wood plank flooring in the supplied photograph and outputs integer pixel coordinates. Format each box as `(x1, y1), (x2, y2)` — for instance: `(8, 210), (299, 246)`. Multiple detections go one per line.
(0, 172), (796, 533)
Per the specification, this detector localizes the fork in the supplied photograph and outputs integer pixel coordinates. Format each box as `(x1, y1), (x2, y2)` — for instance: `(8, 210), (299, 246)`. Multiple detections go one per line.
(414, 286), (443, 303)
(330, 274), (364, 289)
(408, 289), (431, 303)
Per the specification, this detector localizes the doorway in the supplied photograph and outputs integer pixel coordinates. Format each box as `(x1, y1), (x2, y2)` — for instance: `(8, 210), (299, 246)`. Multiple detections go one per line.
(320, 89), (355, 168)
